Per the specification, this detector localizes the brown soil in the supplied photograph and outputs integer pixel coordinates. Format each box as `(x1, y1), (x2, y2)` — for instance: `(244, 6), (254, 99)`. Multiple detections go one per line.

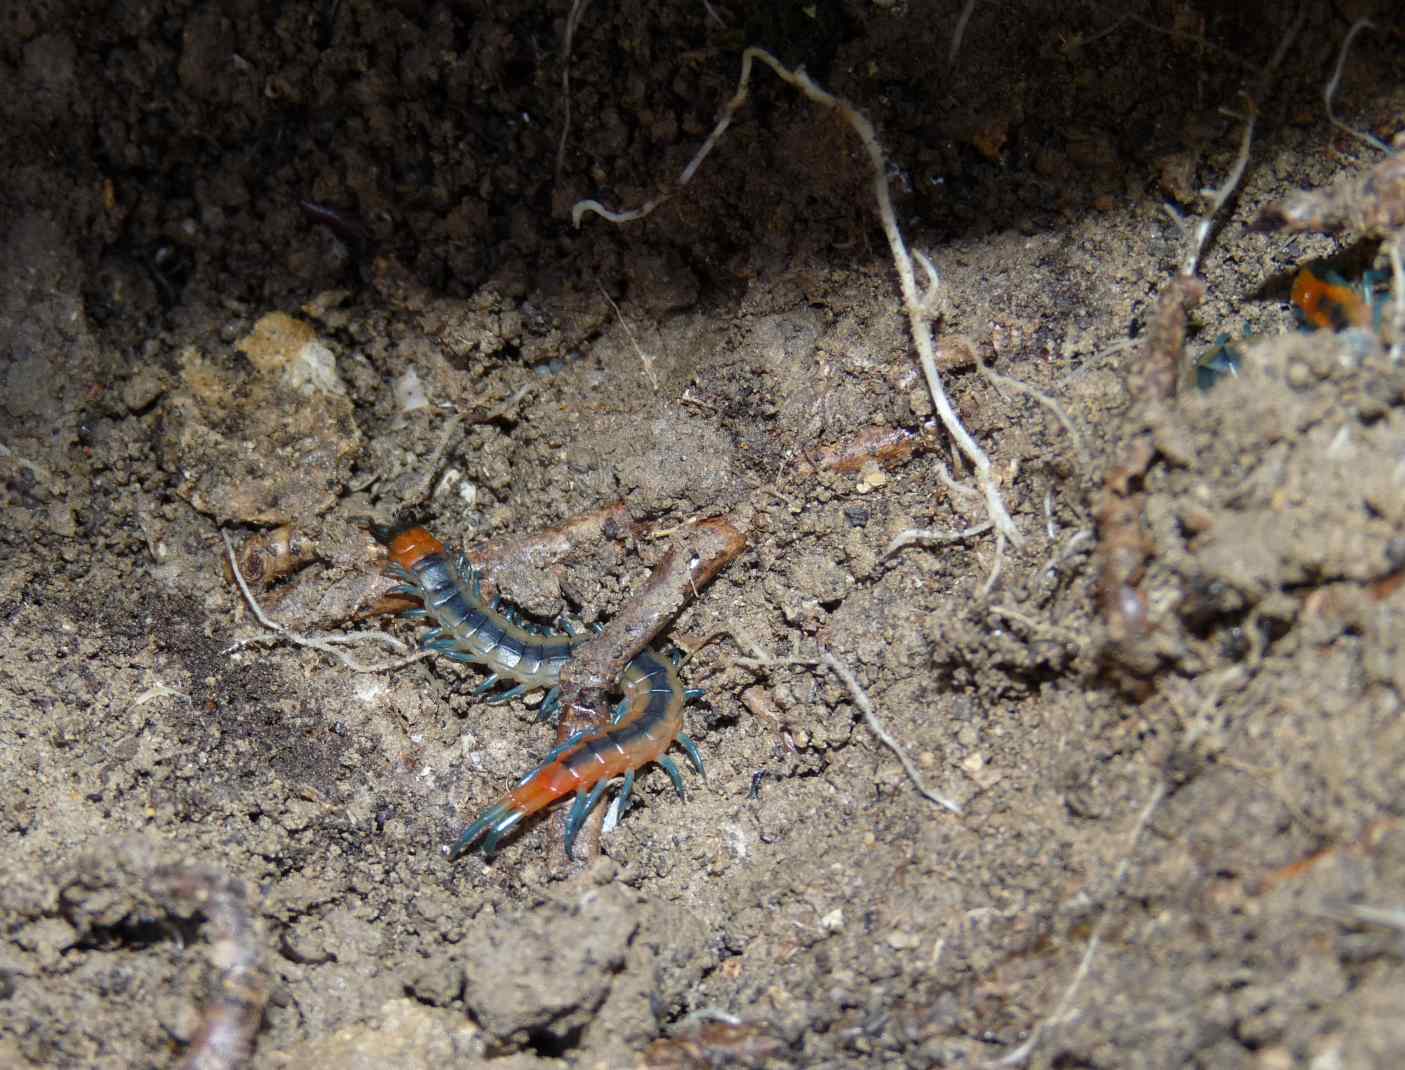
(3, 2), (1404, 1068)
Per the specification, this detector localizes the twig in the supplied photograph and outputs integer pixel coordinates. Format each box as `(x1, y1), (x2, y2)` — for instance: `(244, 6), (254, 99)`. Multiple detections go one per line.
(572, 46), (1023, 550)
(993, 782), (1166, 1067)
(220, 530), (430, 673)
(730, 631), (963, 814)
(147, 866), (267, 1070)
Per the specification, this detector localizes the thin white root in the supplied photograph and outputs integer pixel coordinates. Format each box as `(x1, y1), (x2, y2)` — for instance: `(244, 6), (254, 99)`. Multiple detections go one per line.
(978, 362), (1089, 468)
(555, 0), (594, 182)
(573, 46), (1023, 549)
(220, 530), (430, 673)
(992, 782), (1166, 1067)
(1324, 19), (1389, 154)
(600, 284), (660, 391)
(821, 651), (964, 815)
(949, 0), (978, 66)
(729, 630), (963, 815)
(937, 460), (982, 500)
(571, 198), (660, 226)
(1177, 100), (1255, 277)
(1313, 898), (1405, 933)
(885, 522), (992, 558)
(979, 531), (1005, 598)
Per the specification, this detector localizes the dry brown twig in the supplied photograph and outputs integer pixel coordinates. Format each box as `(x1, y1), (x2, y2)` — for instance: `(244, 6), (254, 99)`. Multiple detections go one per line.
(147, 866), (268, 1070)
(572, 46), (1023, 558)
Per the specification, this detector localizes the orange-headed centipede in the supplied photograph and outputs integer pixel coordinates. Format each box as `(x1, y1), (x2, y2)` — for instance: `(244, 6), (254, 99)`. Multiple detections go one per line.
(1290, 263), (1383, 332)
(381, 526), (705, 859)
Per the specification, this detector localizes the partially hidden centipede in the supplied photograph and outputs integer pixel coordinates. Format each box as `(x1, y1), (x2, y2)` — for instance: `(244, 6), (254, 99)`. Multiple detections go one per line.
(381, 526), (705, 860)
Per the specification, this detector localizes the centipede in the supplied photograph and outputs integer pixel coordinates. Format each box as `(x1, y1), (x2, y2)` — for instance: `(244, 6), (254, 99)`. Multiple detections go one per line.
(382, 526), (705, 859)
(1291, 263), (1384, 332)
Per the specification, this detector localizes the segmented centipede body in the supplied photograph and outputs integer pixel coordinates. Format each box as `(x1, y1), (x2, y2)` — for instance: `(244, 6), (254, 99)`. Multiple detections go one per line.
(382, 526), (704, 858)
(386, 526), (577, 713)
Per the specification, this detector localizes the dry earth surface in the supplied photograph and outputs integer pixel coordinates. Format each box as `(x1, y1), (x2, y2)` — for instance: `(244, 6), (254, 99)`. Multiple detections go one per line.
(3, 1), (1405, 1068)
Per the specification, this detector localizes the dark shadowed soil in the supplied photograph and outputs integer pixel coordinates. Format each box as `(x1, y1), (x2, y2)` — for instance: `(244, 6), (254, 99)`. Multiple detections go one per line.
(3, 2), (1405, 1068)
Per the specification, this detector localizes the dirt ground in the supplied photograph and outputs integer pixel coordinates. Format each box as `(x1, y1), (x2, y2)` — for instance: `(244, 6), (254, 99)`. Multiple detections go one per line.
(4, 1), (1405, 1067)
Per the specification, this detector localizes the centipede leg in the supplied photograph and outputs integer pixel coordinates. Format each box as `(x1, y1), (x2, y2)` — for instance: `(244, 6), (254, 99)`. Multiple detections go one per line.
(616, 769), (636, 819)
(485, 683), (528, 705)
(677, 733), (706, 776)
(658, 755), (687, 799)
(512, 732), (590, 788)
(564, 781), (610, 859)
(147, 866), (267, 1070)
(609, 697), (630, 724)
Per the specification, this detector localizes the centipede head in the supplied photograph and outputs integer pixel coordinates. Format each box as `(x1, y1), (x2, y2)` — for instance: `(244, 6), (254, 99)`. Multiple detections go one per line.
(369, 523), (447, 573)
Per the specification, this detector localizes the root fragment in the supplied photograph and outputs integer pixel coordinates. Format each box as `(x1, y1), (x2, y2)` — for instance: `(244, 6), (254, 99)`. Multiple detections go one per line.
(147, 866), (268, 1070)
(573, 46), (1023, 553)
(730, 631), (962, 815)
(220, 530), (428, 673)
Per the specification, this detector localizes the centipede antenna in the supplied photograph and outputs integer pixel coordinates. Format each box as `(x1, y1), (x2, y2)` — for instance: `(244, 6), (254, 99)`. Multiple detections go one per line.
(658, 755), (687, 799)
(676, 733), (705, 777)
